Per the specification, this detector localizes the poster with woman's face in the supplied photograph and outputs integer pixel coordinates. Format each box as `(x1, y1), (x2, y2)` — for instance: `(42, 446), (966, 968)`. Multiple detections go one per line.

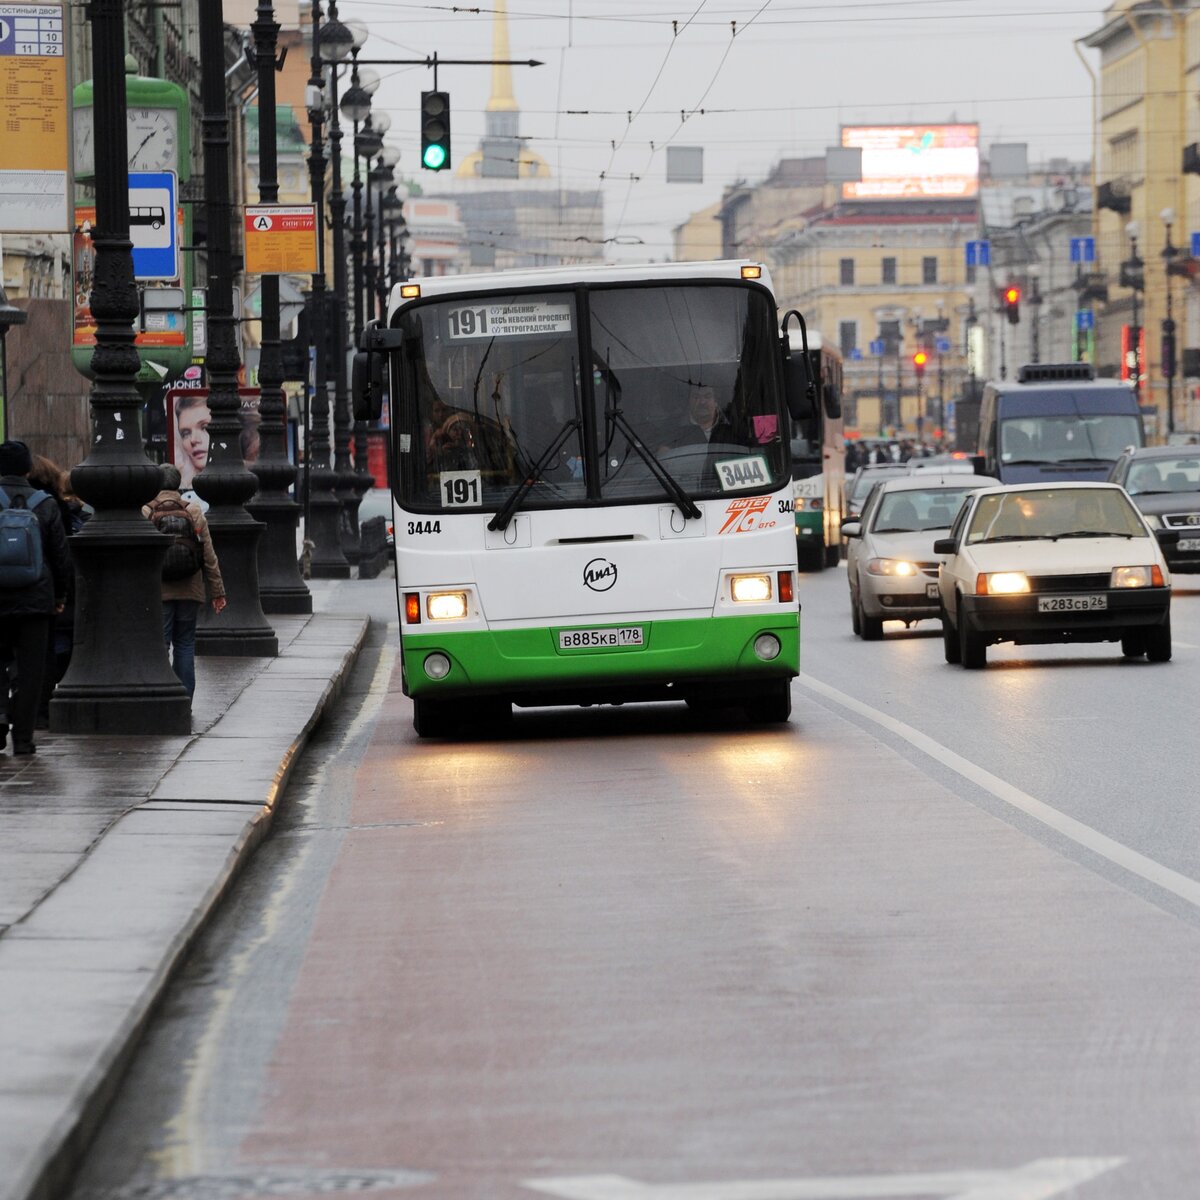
(174, 394), (212, 491)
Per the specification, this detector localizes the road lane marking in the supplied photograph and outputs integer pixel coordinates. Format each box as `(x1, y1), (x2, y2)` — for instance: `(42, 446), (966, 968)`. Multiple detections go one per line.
(524, 1157), (1125, 1198)
(798, 671), (1200, 910)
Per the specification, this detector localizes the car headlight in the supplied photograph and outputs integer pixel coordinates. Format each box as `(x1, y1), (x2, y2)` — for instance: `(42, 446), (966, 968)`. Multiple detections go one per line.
(730, 573), (772, 603)
(426, 591), (469, 620)
(1111, 565), (1158, 588)
(978, 571), (1031, 595)
(866, 557), (919, 577)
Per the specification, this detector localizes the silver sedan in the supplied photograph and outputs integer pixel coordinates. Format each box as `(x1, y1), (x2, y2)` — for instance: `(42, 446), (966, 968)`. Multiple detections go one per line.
(844, 473), (998, 639)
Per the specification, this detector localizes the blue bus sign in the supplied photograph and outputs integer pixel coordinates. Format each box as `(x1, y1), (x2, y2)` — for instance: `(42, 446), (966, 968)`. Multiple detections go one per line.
(1070, 237), (1096, 264)
(129, 171), (178, 280)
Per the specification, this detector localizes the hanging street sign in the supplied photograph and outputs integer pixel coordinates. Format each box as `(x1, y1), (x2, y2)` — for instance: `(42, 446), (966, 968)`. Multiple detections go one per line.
(1070, 236), (1096, 264)
(128, 170), (179, 280)
(244, 204), (319, 275)
(964, 239), (990, 267)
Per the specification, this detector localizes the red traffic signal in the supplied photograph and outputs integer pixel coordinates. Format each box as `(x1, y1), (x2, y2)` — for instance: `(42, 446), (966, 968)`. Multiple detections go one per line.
(912, 350), (929, 377)
(1003, 285), (1021, 325)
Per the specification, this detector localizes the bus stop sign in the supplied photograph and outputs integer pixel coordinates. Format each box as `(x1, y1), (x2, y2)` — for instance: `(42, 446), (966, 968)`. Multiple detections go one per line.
(128, 171), (178, 280)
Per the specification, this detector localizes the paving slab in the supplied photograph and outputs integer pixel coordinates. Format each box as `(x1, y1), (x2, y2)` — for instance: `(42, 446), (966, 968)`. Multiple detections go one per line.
(0, 610), (369, 1200)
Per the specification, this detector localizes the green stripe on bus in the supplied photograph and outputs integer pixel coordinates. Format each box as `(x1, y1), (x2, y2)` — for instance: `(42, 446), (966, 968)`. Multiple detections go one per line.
(402, 613), (799, 696)
(794, 511), (823, 532)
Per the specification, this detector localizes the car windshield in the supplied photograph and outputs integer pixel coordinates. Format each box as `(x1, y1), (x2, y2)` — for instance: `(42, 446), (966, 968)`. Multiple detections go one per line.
(1125, 455), (1200, 495)
(966, 487), (1147, 543)
(393, 285), (787, 512)
(999, 413), (1140, 465)
(852, 468), (902, 503)
(872, 487), (980, 533)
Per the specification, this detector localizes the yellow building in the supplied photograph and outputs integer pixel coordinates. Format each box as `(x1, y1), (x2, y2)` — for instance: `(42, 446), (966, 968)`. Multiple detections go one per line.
(1085, 1), (1200, 436)
(772, 210), (975, 440)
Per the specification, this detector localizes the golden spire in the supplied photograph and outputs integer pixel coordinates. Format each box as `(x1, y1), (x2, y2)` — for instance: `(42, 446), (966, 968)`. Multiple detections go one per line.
(488, 0), (519, 113)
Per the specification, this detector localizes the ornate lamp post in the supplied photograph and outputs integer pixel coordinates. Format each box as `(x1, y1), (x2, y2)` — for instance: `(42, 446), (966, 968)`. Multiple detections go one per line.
(1027, 264), (1044, 365)
(1161, 207), (1178, 436)
(194, 0), (278, 657)
(247, 0), (312, 614)
(302, 0), (353, 577)
(372, 147), (400, 319)
(50, 0), (191, 733)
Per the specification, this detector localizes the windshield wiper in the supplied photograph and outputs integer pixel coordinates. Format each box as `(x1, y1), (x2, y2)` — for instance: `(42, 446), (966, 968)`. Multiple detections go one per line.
(1052, 529), (1134, 540)
(487, 418), (582, 533)
(1001, 458), (1053, 466)
(975, 533), (1056, 543)
(1054, 457), (1114, 466)
(607, 407), (701, 521)
(874, 527), (918, 534)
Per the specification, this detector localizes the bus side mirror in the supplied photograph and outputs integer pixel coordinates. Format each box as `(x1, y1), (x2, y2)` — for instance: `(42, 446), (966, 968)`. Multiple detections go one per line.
(352, 351), (383, 422)
(784, 348), (815, 421)
(971, 454), (987, 475)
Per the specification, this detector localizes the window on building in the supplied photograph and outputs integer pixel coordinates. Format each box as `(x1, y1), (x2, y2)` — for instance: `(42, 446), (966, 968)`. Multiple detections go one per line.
(880, 319), (901, 355)
(882, 257), (896, 285)
(840, 257), (855, 286)
(839, 320), (857, 358)
(922, 256), (938, 284)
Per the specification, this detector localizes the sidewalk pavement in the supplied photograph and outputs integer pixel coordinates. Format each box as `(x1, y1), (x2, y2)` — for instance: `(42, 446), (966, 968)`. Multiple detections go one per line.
(0, 604), (371, 1200)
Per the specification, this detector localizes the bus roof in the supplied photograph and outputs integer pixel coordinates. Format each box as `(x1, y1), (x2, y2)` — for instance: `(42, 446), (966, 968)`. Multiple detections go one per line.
(387, 259), (773, 309)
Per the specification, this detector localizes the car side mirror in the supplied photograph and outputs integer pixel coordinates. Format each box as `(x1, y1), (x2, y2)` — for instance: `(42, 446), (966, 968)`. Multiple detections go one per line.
(841, 520), (862, 538)
(933, 537), (957, 555)
(970, 455), (987, 475)
(1155, 528), (1180, 547)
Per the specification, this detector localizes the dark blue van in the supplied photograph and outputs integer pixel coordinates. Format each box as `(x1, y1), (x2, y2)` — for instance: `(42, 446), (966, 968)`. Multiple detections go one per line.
(977, 363), (1144, 484)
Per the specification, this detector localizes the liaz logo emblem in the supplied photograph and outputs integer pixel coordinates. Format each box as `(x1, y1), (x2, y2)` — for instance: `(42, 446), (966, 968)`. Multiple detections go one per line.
(583, 557), (618, 591)
(719, 496), (775, 535)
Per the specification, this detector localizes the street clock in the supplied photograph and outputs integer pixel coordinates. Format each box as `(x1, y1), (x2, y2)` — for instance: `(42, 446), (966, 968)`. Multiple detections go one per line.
(72, 75), (190, 182)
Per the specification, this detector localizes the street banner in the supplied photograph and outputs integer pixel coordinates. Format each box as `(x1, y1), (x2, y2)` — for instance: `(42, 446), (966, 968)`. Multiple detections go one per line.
(244, 204), (319, 275)
(0, 2), (69, 232)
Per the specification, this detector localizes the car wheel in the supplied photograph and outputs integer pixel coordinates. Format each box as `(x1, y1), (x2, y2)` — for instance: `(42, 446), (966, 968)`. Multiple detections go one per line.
(1120, 632), (1147, 658)
(413, 697), (456, 738)
(958, 604), (987, 669)
(941, 604), (961, 664)
(859, 597), (883, 641)
(1145, 615), (1172, 663)
(744, 679), (792, 724)
(850, 589), (861, 635)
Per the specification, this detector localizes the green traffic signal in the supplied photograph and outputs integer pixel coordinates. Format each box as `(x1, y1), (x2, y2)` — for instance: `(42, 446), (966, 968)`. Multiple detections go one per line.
(420, 90), (451, 172)
(422, 142), (447, 170)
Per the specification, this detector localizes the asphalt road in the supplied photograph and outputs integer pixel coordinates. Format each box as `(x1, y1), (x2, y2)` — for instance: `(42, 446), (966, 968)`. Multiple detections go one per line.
(66, 569), (1200, 1200)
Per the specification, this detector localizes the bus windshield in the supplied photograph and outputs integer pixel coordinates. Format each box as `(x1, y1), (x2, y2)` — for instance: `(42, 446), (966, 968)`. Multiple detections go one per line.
(394, 283), (787, 512)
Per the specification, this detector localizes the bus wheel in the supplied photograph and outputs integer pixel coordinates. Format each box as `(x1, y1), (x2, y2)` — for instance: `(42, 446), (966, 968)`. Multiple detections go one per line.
(745, 679), (792, 724)
(824, 541), (840, 568)
(413, 698), (456, 738)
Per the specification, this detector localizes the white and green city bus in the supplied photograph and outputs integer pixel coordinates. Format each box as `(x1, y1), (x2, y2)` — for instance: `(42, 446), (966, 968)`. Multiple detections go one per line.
(354, 260), (816, 737)
(789, 330), (845, 569)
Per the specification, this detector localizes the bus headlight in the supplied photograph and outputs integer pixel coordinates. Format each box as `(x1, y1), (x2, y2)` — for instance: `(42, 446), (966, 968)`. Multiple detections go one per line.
(427, 591), (469, 620)
(754, 633), (781, 660)
(730, 573), (772, 603)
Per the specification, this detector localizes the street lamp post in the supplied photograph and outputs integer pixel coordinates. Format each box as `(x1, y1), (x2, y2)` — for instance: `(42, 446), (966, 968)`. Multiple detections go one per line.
(1161, 207), (1178, 436)
(247, 0), (312, 614)
(50, 0), (191, 734)
(303, 0), (350, 578)
(1122, 220), (1144, 407)
(1028, 264), (1043, 365)
(194, 0), (278, 658)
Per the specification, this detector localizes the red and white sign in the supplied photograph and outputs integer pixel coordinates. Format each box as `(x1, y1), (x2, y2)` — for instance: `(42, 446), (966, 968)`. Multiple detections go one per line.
(244, 204), (318, 274)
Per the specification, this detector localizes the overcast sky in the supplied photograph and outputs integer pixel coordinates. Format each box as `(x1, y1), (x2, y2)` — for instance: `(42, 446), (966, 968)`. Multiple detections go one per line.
(336, 1), (1105, 260)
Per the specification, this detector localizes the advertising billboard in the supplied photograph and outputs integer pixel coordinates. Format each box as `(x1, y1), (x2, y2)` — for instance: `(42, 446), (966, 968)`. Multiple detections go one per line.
(841, 124), (979, 201)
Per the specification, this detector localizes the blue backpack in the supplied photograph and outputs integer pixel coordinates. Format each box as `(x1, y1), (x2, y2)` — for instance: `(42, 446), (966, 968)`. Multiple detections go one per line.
(0, 486), (50, 588)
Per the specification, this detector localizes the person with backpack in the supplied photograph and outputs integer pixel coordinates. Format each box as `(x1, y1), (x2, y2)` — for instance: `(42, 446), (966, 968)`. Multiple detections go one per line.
(142, 463), (225, 700)
(0, 440), (69, 756)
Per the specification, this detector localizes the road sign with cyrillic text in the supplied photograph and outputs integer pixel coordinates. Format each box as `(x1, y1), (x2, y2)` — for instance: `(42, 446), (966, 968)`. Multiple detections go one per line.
(244, 204), (319, 275)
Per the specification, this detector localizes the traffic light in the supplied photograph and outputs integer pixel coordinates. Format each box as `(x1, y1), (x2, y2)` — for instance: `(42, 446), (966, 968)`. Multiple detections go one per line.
(1003, 285), (1021, 325)
(420, 90), (451, 171)
(912, 350), (928, 379)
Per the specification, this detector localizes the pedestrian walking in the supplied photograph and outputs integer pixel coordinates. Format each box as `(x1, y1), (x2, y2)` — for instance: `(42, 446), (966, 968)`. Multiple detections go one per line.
(28, 454), (87, 726)
(0, 440), (70, 755)
(142, 463), (226, 699)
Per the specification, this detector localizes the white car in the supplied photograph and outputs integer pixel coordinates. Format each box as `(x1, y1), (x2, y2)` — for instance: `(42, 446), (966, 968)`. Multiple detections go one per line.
(936, 482), (1176, 669)
(843, 473), (998, 639)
